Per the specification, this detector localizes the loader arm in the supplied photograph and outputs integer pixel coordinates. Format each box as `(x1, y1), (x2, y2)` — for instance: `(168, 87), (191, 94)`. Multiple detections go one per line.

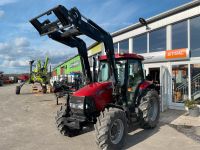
(30, 5), (119, 95)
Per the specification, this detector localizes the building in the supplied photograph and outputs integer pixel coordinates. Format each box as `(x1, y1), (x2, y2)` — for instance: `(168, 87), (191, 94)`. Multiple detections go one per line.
(52, 43), (103, 81)
(52, 55), (82, 82)
(53, 1), (200, 111)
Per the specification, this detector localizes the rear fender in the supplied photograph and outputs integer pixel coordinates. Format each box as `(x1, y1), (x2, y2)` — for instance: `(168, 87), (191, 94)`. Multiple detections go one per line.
(135, 81), (157, 106)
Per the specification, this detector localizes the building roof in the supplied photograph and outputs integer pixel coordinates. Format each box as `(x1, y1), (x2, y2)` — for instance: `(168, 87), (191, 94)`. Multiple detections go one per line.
(112, 0), (200, 37)
(88, 1), (200, 50)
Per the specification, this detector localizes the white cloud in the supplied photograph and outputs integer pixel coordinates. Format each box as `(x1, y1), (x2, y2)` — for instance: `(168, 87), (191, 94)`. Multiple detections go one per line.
(14, 37), (30, 47)
(0, 42), (10, 51)
(0, 0), (17, 6)
(0, 36), (76, 73)
(0, 10), (5, 18)
(1, 59), (28, 67)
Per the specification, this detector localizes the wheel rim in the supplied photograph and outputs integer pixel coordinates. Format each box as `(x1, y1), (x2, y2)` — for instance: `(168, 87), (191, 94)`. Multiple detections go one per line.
(148, 97), (158, 121)
(109, 119), (124, 145)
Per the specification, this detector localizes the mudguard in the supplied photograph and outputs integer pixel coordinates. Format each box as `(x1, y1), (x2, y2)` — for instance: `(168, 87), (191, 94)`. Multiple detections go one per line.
(135, 81), (157, 106)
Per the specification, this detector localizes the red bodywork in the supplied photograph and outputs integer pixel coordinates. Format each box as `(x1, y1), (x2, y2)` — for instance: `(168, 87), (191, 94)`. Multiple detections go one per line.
(73, 82), (113, 111)
(72, 53), (147, 111)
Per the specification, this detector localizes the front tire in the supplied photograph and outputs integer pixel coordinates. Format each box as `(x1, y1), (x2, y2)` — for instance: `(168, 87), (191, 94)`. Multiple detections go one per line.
(139, 89), (160, 129)
(55, 105), (81, 137)
(94, 107), (127, 150)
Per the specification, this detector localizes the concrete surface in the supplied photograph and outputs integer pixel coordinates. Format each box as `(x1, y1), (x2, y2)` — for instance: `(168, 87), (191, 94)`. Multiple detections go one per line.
(160, 109), (200, 143)
(0, 84), (200, 150)
(160, 109), (200, 127)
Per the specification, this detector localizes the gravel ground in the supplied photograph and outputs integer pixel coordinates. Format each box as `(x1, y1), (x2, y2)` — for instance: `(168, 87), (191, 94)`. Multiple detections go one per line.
(0, 84), (200, 150)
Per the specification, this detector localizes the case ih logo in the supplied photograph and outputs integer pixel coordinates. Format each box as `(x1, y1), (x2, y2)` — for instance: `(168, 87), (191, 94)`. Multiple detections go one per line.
(165, 48), (187, 59)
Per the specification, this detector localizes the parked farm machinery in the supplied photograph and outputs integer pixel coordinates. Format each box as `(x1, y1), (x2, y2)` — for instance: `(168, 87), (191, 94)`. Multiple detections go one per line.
(16, 57), (50, 94)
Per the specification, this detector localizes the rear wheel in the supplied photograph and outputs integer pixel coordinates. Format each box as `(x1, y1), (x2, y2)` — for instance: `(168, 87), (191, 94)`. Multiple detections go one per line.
(139, 89), (160, 129)
(94, 107), (127, 150)
(16, 86), (21, 95)
(55, 105), (81, 137)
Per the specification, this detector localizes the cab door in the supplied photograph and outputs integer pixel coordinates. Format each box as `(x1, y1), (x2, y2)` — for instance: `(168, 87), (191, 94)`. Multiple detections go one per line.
(127, 60), (144, 106)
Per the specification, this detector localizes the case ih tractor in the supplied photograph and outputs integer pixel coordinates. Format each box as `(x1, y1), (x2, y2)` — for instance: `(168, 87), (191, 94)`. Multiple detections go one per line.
(16, 57), (50, 94)
(30, 5), (160, 150)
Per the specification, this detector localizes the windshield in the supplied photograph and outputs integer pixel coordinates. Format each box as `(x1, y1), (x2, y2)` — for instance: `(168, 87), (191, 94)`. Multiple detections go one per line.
(98, 60), (126, 86)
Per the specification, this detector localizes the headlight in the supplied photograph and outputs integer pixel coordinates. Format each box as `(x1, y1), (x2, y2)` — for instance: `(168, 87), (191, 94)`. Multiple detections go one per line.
(70, 102), (84, 109)
(69, 96), (85, 110)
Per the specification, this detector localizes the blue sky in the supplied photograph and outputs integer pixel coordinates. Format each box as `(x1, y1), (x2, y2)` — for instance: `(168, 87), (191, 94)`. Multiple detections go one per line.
(0, 0), (192, 74)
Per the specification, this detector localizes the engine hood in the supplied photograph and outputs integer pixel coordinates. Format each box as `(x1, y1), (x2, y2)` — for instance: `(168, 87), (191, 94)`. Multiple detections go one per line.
(73, 82), (112, 97)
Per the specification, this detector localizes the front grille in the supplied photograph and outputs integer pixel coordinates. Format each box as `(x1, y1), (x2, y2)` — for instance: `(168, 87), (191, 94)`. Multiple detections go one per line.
(71, 108), (84, 116)
(70, 96), (85, 115)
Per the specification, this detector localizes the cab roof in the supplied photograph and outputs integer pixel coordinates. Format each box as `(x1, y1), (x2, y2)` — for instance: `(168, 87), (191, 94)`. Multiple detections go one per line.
(99, 53), (144, 61)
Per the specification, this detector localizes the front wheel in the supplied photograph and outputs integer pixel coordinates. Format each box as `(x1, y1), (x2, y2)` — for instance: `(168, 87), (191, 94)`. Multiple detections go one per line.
(94, 107), (127, 150)
(55, 105), (81, 137)
(139, 89), (160, 129)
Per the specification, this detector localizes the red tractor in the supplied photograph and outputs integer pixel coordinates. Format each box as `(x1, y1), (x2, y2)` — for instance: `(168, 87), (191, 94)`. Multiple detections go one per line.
(30, 5), (160, 150)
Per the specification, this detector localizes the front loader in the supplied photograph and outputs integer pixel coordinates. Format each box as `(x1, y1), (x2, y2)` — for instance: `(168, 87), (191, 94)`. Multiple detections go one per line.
(30, 5), (160, 150)
(16, 56), (50, 94)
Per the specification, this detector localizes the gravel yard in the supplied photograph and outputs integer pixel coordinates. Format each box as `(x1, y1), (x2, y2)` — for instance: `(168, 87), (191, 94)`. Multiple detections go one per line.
(0, 84), (199, 150)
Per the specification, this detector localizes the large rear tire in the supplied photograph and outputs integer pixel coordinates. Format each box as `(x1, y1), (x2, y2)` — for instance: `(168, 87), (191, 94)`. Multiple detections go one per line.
(16, 86), (21, 95)
(94, 107), (127, 150)
(139, 89), (160, 129)
(55, 105), (81, 137)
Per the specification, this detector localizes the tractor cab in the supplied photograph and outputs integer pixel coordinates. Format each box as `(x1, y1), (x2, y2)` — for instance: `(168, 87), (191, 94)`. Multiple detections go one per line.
(98, 53), (146, 107)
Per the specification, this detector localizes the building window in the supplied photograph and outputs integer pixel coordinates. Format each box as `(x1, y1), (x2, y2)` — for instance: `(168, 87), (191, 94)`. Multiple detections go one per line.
(172, 20), (188, 49)
(149, 27), (166, 52)
(172, 64), (188, 103)
(119, 39), (129, 53)
(190, 16), (200, 57)
(114, 43), (118, 53)
(133, 33), (147, 54)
